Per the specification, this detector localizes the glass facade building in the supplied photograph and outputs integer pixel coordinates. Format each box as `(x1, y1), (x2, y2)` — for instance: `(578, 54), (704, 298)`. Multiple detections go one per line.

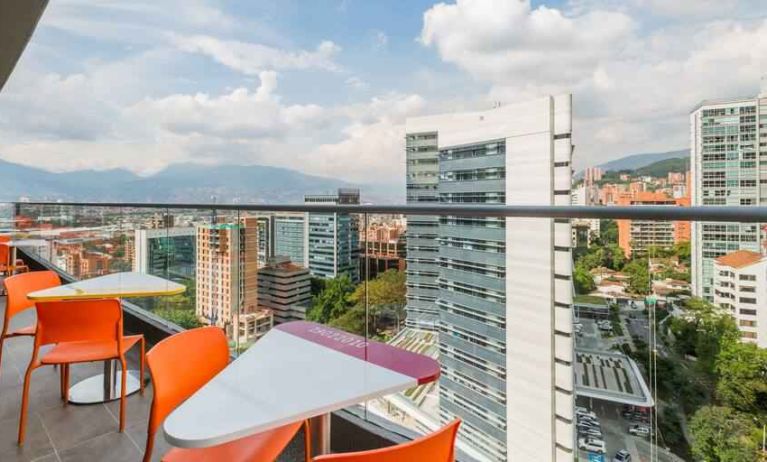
(405, 131), (440, 330)
(690, 90), (767, 300)
(305, 189), (361, 282)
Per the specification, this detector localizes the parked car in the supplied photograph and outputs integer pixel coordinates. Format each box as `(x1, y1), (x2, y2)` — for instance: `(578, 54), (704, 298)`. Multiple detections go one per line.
(578, 417), (600, 427)
(578, 437), (606, 454)
(629, 424), (650, 438)
(614, 449), (632, 462)
(579, 427), (603, 439)
(577, 410), (598, 420)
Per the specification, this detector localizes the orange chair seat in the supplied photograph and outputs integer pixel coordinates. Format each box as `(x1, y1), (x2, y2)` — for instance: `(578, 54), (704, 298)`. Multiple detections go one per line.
(41, 335), (142, 365)
(162, 421), (304, 462)
(8, 325), (35, 336)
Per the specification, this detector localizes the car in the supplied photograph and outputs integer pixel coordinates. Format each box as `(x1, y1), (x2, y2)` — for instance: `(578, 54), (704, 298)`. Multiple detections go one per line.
(576, 408), (597, 419)
(629, 424), (650, 438)
(578, 417), (600, 426)
(579, 427), (603, 439)
(614, 449), (632, 462)
(578, 437), (606, 454)
(578, 414), (599, 423)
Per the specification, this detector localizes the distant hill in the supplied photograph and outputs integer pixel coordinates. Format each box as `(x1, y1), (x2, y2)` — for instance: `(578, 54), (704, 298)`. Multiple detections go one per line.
(0, 159), (402, 204)
(596, 149), (689, 172)
(635, 157), (690, 177)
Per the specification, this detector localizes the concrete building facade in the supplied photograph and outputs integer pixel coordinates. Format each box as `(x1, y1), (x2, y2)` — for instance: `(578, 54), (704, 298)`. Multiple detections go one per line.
(713, 250), (767, 347)
(405, 96), (576, 462)
(305, 189), (360, 282)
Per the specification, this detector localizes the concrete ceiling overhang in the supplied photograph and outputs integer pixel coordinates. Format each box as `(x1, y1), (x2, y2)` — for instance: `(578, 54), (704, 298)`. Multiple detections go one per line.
(0, 0), (48, 92)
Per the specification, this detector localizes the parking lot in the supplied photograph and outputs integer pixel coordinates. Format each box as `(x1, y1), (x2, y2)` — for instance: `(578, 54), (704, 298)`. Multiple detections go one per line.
(576, 398), (682, 462)
(575, 307), (683, 462)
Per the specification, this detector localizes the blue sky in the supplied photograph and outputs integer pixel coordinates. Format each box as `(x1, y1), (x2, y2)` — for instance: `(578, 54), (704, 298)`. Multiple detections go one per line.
(0, 0), (765, 186)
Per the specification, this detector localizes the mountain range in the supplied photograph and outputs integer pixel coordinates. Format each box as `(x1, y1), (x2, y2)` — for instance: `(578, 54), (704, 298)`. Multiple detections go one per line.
(0, 159), (403, 204)
(595, 149), (688, 172)
(0, 148), (690, 205)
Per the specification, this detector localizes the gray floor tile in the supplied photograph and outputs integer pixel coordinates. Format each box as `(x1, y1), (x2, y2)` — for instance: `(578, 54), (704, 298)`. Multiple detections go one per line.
(58, 432), (139, 462)
(0, 412), (56, 462)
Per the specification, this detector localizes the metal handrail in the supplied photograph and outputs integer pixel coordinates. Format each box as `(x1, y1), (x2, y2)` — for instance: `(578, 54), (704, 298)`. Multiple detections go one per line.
(9, 201), (767, 222)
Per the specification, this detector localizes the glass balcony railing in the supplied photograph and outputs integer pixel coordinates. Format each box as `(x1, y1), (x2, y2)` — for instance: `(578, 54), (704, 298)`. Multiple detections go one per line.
(2, 200), (766, 462)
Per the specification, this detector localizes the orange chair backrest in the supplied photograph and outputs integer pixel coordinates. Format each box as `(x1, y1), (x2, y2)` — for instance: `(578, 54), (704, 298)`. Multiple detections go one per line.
(145, 327), (229, 439)
(35, 298), (122, 346)
(313, 419), (461, 462)
(0, 236), (10, 267)
(4, 270), (61, 320)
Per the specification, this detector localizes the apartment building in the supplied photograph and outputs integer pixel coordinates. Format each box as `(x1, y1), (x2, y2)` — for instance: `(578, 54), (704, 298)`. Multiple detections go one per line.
(404, 130), (441, 331)
(712, 250), (767, 347)
(616, 191), (690, 257)
(134, 227), (195, 280)
(258, 256), (312, 324)
(360, 222), (406, 279)
(195, 218), (259, 343)
(304, 189), (360, 282)
(405, 96), (575, 462)
(691, 81), (767, 300)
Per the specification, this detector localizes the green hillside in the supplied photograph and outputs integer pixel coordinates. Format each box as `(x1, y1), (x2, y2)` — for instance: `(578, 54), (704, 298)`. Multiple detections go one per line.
(635, 157), (689, 177)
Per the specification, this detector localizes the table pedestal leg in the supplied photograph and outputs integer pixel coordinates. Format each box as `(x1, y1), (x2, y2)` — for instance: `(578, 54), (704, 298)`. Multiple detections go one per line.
(68, 360), (141, 404)
(310, 413), (332, 455)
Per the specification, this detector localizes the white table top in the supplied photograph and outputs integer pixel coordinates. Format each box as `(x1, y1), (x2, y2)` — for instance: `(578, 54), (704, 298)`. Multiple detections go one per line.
(163, 321), (440, 449)
(28, 271), (186, 301)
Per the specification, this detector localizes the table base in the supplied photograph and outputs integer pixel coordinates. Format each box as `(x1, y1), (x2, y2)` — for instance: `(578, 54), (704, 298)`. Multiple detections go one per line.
(309, 413), (332, 456)
(69, 370), (141, 404)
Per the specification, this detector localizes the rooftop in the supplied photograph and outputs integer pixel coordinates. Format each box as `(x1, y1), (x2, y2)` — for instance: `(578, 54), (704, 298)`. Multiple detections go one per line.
(715, 249), (764, 269)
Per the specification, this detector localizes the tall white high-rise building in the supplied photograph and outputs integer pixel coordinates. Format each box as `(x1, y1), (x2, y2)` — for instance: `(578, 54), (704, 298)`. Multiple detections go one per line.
(691, 81), (767, 300)
(405, 96), (575, 461)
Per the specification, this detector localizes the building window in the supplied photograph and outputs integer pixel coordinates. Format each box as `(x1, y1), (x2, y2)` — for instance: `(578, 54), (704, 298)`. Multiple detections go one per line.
(740, 320), (757, 327)
(740, 308), (758, 316)
(739, 297), (757, 304)
(739, 274), (756, 281)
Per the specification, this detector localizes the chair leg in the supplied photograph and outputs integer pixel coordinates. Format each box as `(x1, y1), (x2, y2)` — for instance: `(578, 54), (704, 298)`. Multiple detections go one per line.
(142, 425), (155, 462)
(63, 364), (70, 404)
(118, 356), (127, 432)
(59, 364), (65, 400)
(139, 337), (145, 395)
(303, 420), (312, 462)
(0, 334), (5, 384)
(18, 362), (36, 445)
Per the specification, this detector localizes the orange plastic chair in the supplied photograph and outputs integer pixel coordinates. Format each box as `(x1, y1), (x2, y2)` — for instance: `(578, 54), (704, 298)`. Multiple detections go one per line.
(0, 236), (29, 275)
(313, 419), (461, 462)
(18, 298), (145, 445)
(0, 271), (61, 382)
(143, 326), (311, 462)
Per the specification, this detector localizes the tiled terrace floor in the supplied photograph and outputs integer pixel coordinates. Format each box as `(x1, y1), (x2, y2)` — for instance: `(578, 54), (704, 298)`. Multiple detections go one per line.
(0, 298), (306, 462)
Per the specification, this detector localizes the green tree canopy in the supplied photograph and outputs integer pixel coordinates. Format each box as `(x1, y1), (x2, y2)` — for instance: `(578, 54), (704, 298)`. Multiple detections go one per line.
(669, 297), (740, 375)
(690, 406), (761, 462)
(573, 264), (596, 295)
(623, 258), (650, 295)
(155, 308), (203, 329)
(307, 275), (355, 324)
(716, 341), (767, 418)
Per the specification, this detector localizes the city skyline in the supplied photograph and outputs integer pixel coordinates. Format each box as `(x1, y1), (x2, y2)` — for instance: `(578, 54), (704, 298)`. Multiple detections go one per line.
(0, 0), (764, 188)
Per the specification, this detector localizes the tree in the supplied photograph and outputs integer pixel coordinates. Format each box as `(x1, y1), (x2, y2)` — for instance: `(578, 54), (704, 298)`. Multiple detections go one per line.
(623, 258), (650, 295)
(690, 406), (760, 462)
(675, 241), (691, 266)
(307, 275), (355, 324)
(155, 308), (203, 329)
(329, 304), (367, 336)
(669, 297), (740, 375)
(573, 264), (596, 294)
(599, 219), (618, 245)
(347, 270), (407, 338)
(716, 341), (767, 417)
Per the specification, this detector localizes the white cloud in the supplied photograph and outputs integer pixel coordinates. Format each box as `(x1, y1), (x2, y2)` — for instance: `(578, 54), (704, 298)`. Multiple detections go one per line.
(421, 0), (767, 168)
(171, 35), (342, 75)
